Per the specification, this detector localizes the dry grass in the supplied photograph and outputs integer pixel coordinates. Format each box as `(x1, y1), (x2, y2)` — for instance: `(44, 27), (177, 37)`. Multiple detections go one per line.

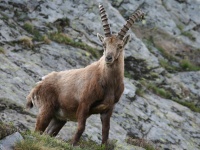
(19, 36), (33, 48)
(42, 35), (51, 44)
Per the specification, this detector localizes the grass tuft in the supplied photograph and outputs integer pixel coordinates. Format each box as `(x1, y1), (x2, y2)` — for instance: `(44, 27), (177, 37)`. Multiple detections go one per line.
(19, 36), (33, 48)
(180, 59), (200, 71)
(48, 32), (100, 58)
(135, 87), (145, 97)
(177, 24), (184, 31)
(148, 83), (171, 99)
(42, 35), (51, 44)
(23, 22), (44, 41)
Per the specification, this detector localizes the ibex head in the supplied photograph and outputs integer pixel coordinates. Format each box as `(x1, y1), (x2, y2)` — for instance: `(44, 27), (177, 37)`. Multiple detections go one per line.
(97, 4), (144, 65)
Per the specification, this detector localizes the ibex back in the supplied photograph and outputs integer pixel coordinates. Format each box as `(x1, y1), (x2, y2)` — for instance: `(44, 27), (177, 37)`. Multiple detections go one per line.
(26, 4), (144, 146)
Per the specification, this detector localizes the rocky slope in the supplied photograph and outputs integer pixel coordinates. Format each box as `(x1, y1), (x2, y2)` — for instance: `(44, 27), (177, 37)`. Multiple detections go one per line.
(0, 0), (200, 149)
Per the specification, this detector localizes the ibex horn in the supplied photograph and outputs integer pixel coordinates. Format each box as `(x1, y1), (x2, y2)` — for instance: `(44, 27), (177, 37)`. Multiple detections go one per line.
(99, 4), (111, 37)
(117, 10), (144, 40)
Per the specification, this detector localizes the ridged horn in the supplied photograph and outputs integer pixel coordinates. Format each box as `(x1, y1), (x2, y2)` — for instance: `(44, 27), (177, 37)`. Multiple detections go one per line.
(99, 4), (111, 37)
(117, 10), (144, 40)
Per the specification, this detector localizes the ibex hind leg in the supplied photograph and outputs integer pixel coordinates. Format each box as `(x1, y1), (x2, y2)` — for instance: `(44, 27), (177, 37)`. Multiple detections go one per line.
(35, 108), (55, 134)
(45, 118), (66, 136)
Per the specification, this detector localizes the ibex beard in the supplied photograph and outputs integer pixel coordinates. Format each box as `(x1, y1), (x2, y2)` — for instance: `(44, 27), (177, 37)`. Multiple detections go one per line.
(26, 4), (144, 146)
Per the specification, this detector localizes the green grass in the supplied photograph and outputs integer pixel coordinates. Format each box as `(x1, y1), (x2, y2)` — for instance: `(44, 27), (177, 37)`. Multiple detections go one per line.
(158, 53), (200, 72)
(180, 59), (200, 71)
(135, 87), (145, 97)
(181, 31), (196, 41)
(48, 32), (100, 58)
(138, 80), (200, 113)
(145, 35), (199, 72)
(139, 80), (172, 99)
(0, 121), (17, 140)
(173, 99), (200, 113)
(124, 70), (132, 78)
(15, 131), (109, 150)
(148, 83), (171, 99)
(159, 59), (177, 72)
(0, 47), (5, 54)
(177, 24), (184, 31)
(23, 22), (44, 41)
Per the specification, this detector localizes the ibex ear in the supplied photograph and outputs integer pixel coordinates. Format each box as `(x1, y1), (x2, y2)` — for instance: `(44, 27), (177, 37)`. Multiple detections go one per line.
(97, 33), (104, 43)
(123, 34), (131, 47)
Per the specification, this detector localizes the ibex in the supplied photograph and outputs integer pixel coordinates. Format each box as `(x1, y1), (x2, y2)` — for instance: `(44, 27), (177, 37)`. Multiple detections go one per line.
(26, 4), (144, 145)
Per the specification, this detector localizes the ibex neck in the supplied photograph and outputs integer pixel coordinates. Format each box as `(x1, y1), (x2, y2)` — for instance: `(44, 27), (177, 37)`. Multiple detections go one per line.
(100, 53), (124, 83)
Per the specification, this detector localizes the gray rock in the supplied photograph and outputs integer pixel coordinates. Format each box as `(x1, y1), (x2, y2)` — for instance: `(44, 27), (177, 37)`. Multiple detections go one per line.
(110, 0), (200, 48)
(0, 132), (23, 150)
(0, 0), (200, 150)
(165, 71), (200, 106)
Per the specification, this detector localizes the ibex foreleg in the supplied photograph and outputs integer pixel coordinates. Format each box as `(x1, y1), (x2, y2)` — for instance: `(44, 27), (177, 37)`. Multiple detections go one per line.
(35, 108), (54, 133)
(100, 107), (113, 144)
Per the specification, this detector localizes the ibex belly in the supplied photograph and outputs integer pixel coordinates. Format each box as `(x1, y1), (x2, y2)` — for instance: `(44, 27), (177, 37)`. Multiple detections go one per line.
(90, 104), (110, 114)
(55, 108), (77, 121)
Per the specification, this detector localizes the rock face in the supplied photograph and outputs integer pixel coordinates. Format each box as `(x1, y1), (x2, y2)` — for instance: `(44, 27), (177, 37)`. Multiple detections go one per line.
(0, 0), (200, 150)
(0, 132), (23, 150)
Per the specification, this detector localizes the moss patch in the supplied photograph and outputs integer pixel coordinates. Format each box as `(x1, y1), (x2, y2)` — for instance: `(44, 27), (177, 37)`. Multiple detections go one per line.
(48, 32), (100, 58)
